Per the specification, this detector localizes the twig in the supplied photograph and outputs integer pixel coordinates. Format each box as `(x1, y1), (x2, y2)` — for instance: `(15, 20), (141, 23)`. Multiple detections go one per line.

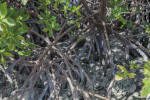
(38, 83), (49, 100)
(51, 61), (76, 100)
(0, 65), (14, 89)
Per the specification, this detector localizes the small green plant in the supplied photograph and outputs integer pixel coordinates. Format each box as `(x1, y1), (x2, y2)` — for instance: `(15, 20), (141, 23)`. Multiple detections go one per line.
(130, 60), (141, 70)
(108, 0), (150, 97)
(0, 2), (35, 66)
(115, 65), (136, 80)
(37, 0), (82, 37)
(141, 61), (150, 97)
(108, 0), (128, 28)
(115, 60), (150, 98)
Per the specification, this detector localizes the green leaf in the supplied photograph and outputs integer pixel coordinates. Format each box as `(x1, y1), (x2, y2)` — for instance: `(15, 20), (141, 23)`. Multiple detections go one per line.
(64, 11), (67, 17)
(19, 7), (25, 16)
(39, 0), (51, 6)
(117, 65), (128, 78)
(117, 65), (127, 73)
(127, 73), (136, 78)
(45, 0), (51, 5)
(25, 49), (31, 56)
(18, 51), (26, 55)
(0, 2), (7, 19)
(136, 66), (141, 69)
(0, 49), (5, 53)
(115, 75), (123, 81)
(51, 21), (55, 29)
(7, 7), (14, 17)
(54, 2), (58, 10)
(38, 5), (45, 10)
(49, 29), (53, 37)
(118, 0), (124, 4)
(144, 62), (150, 71)
(69, 31), (74, 34)
(1, 54), (6, 66)
(16, 35), (24, 40)
(130, 60), (135, 70)
(77, 36), (85, 41)
(69, 20), (75, 24)
(3, 52), (14, 57)
(76, 22), (80, 27)
(1, 38), (9, 47)
(119, 16), (127, 24)
(147, 31), (150, 35)
(130, 60), (141, 70)
(108, 0), (115, 4)
(22, 13), (30, 21)
(76, 5), (81, 10)
(72, 6), (76, 13)
(117, 71), (122, 76)
(16, 27), (26, 35)
(40, 12), (46, 19)
(22, 22), (29, 33)
(18, 49), (30, 56)
(108, 14), (115, 19)
(143, 68), (150, 77)
(141, 78), (150, 97)
(21, 0), (28, 5)
(53, 23), (60, 31)
(76, 10), (82, 16)
(28, 43), (36, 48)
(15, 23), (28, 35)
(43, 27), (49, 32)
(39, 0), (44, 4)
(2, 17), (16, 26)
(36, 19), (45, 24)
(12, 37), (22, 48)
(59, 0), (66, 3)
(8, 39), (15, 51)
